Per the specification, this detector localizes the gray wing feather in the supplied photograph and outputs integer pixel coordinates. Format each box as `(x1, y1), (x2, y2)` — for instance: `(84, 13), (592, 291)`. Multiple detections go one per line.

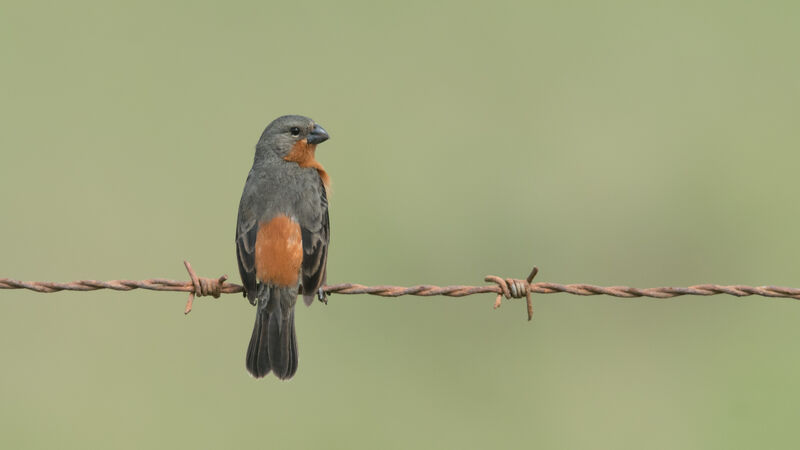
(236, 192), (259, 304)
(300, 179), (330, 305)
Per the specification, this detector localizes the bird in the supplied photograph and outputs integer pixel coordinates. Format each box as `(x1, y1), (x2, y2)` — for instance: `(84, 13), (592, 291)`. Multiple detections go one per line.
(235, 115), (331, 380)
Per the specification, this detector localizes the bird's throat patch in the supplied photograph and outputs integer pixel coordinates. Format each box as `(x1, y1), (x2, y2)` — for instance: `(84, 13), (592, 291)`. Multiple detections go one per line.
(254, 215), (303, 286)
(284, 138), (330, 189)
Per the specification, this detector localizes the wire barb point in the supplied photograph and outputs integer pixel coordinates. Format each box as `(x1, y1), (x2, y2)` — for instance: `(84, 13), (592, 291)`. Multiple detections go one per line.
(485, 265), (538, 321)
(183, 261), (228, 315)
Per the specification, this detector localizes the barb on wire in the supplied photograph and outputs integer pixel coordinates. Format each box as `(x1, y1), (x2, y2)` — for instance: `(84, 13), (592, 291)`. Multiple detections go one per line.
(2, 262), (800, 321)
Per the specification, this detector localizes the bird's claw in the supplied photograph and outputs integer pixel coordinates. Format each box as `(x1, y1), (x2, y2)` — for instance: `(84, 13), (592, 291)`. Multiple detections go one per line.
(318, 287), (328, 304)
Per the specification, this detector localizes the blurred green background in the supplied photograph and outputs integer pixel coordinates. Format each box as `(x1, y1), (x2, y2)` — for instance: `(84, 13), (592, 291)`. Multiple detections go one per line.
(1, 1), (799, 449)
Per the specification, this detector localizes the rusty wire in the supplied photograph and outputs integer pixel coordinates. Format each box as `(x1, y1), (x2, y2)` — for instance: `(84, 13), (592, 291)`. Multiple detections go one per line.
(2, 262), (800, 321)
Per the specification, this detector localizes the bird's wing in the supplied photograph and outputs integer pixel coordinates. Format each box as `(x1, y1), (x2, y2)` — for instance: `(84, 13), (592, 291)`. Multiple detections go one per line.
(300, 179), (330, 305)
(236, 190), (259, 304)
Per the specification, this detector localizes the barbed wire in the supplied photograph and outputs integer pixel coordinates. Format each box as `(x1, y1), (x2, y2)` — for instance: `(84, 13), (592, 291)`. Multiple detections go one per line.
(1, 261), (799, 320)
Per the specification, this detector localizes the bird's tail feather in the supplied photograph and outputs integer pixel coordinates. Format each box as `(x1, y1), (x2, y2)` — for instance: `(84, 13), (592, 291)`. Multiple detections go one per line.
(246, 286), (298, 380)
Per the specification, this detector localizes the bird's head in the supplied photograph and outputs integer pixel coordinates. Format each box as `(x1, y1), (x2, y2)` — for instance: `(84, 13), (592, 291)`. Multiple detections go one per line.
(256, 115), (330, 159)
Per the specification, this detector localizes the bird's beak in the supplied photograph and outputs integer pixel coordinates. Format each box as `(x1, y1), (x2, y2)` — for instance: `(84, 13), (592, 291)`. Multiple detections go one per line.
(307, 124), (330, 145)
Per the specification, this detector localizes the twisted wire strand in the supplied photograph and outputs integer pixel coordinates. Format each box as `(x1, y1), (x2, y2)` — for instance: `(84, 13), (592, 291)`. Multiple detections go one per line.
(2, 262), (799, 320)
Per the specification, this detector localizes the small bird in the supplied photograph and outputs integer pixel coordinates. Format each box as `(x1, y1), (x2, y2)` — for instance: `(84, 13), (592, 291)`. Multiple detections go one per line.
(235, 115), (331, 380)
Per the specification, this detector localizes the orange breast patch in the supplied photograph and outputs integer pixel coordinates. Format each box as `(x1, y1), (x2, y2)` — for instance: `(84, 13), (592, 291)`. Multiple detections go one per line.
(284, 138), (330, 189)
(254, 215), (303, 286)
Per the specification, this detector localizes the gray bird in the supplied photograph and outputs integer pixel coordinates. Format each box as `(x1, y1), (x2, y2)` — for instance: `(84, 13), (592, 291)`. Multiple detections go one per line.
(236, 115), (331, 380)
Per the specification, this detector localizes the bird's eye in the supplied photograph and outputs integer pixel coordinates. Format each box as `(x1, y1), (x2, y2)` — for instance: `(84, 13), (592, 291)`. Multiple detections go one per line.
(290, 127), (301, 136)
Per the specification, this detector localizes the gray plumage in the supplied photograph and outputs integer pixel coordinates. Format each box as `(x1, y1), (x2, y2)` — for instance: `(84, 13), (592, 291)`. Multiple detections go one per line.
(236, 115), (330, 380)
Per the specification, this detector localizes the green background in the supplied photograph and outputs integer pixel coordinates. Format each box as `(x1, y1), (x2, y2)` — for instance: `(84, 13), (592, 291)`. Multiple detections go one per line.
(1, 1), (799, 449)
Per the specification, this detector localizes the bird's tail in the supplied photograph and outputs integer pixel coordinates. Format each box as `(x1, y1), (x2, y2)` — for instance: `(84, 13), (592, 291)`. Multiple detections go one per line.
(246, 285), (298, 380)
